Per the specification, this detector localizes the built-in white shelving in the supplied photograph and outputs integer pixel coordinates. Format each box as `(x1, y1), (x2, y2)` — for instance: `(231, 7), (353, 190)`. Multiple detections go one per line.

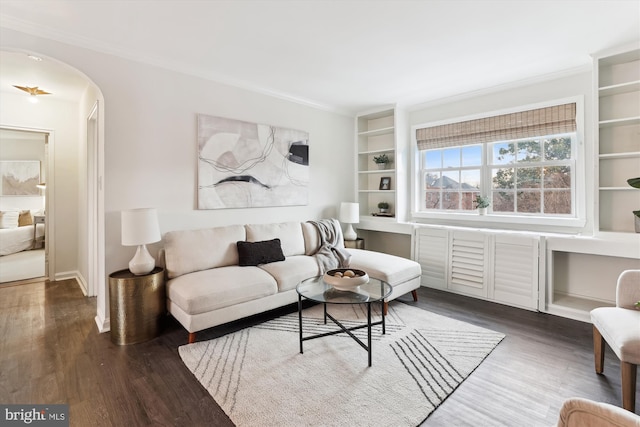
(355, 106), (404, 223)
(541, 45), (640, 323)
(595, 45), (640, 234)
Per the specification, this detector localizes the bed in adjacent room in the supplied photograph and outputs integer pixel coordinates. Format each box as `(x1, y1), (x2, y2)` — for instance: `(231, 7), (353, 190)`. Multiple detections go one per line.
(0, 210), (45, 256)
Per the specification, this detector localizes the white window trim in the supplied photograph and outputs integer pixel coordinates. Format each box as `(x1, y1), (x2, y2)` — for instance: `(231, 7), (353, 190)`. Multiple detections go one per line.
(411, 96), (586, 232)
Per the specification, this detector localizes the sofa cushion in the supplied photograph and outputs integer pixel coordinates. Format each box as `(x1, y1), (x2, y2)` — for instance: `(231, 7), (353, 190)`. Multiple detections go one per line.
(237, 238), (285, 266)
(347, 248), (421, 286)
(258, 255), (321, 292)
(166, 265), (277, 315)
(301, 222), (321, 255)
(163, 225), (246, 279)
(245, 222), (305, 257)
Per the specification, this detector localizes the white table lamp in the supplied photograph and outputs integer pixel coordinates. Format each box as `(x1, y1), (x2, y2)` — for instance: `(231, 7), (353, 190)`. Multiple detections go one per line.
(121, 208), (161, 275)
(340, 202), (359, 241)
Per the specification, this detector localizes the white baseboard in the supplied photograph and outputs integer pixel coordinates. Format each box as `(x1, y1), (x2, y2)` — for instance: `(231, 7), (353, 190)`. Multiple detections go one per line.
(54, 270), (80, 282)
(75, 274), (88, 296)
(95, 313), (110, 333)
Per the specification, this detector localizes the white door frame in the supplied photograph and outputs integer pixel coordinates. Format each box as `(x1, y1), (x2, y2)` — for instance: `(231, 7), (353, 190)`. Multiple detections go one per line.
(86, 101), (103, 299)
(0, 124), (55, 282)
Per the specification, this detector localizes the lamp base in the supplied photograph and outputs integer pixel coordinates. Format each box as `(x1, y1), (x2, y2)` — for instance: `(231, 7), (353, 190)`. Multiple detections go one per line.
(129, 244), (155, 275)
(343, 223), (357, 241)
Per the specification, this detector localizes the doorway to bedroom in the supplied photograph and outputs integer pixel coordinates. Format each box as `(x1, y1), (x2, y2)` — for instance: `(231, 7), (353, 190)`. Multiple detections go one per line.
(0, 128), (48, 284)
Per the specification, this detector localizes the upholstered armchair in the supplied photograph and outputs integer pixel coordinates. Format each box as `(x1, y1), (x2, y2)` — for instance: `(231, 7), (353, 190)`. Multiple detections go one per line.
(590, 269), (640, 413)
(556, 397), (640, 427)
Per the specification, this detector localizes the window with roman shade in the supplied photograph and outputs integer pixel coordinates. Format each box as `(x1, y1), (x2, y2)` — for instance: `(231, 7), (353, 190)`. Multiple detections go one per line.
(414, 102), (580, 223)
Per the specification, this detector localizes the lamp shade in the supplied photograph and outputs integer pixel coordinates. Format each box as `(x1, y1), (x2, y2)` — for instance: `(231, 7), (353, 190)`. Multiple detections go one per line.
(121, 208), (161, 246)
(339, 202), (359, 224)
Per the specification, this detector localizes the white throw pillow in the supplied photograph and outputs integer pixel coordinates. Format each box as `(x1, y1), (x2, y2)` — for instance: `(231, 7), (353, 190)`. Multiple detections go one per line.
(0, 211), (19, 229)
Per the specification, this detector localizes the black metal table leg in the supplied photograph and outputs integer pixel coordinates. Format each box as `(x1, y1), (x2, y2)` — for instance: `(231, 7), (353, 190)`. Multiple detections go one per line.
(298, 294), (303, 354)
(382, 299), (386, 335)
(367, 302), (372, 367)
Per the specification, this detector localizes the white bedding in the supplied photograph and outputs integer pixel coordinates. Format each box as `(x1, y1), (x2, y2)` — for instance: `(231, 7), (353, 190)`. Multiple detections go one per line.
(0, 224), (44, 256)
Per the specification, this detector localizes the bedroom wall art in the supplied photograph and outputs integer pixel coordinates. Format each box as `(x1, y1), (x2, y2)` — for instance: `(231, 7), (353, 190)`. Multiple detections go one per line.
(0, 161), (40, 196)
(197, 114), (309, 209)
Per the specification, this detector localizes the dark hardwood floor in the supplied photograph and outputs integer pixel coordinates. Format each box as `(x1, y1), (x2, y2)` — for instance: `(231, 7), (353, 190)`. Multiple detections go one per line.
(0, 279), (637, 426)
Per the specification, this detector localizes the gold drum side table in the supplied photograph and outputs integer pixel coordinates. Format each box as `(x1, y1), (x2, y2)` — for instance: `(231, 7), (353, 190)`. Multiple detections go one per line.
(109, 267), (165, 345)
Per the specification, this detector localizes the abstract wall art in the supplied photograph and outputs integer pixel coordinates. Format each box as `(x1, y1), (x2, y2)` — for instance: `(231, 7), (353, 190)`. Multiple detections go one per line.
(197, 114), (309, 209)
(0, 161), (40, 196)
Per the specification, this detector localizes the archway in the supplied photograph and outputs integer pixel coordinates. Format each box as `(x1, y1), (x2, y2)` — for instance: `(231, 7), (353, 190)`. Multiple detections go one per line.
(0, 49), (105, 319)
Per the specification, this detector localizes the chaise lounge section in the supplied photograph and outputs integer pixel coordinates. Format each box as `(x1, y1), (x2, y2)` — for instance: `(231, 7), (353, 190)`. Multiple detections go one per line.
(160, 220), (421, 343)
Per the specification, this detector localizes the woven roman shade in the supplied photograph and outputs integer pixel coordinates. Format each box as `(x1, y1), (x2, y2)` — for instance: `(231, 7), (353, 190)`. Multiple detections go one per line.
(416, 103), (576, 150)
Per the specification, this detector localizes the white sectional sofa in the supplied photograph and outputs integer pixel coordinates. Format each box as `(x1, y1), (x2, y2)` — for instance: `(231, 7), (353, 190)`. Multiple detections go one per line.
(160, 220), (421, 343)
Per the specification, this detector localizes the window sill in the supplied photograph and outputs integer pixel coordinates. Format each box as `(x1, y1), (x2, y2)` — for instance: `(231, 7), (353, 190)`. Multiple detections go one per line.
(411, 211), (586, 233)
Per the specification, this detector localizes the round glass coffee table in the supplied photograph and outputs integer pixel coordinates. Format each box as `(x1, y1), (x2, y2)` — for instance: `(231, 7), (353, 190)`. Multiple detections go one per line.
(296, 275), (392, 367)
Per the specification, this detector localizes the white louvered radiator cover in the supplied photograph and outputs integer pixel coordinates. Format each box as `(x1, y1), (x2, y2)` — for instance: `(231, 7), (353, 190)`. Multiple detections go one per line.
(414, 226), (539, 310)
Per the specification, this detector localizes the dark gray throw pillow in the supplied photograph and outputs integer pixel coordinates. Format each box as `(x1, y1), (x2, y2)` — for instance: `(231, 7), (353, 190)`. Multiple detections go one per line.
(237, 238), (286, 266)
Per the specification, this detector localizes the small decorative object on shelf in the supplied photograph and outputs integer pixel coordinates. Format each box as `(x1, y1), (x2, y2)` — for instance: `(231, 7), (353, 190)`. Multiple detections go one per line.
(474, 195), (490, 215)
(379, 176), (391, 190)
(373, 153), (390, 170)
(378, 201), (390, 213)
(626, 177), (640, 233)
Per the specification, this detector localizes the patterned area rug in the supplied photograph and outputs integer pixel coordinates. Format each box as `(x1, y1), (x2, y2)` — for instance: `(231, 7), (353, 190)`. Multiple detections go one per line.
(179, 301), (504, 426)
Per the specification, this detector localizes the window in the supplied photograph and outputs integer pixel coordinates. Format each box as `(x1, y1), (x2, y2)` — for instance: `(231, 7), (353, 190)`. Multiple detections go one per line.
(490, 136), (573, 215)
(415, 102), (581, 224)
(421, 134), (575, 215)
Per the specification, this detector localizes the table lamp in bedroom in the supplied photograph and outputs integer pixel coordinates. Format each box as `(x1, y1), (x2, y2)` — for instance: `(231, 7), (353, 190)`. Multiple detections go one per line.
(121, 208), (161, 275)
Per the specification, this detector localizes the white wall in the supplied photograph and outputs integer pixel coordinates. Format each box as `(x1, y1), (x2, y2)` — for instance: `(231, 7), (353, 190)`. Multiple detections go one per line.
(0, 91), (80, 276)
(1, 27), (354, 329)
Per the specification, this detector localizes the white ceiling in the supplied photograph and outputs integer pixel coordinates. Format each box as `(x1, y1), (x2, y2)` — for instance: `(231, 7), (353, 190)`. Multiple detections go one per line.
(1, 0), (639, 114)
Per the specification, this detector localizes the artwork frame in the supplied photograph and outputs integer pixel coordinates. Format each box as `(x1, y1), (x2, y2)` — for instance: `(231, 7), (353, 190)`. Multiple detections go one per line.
(197, 114), (309, 209)
(379, 176), (391, 190)
(0, 160), (40, 196)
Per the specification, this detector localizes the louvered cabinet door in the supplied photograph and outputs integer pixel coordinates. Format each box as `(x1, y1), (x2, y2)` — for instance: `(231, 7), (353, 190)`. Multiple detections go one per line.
(491, 235), (539, 310)
(415, 227), (448, 290)
(447, 230), (489, 298)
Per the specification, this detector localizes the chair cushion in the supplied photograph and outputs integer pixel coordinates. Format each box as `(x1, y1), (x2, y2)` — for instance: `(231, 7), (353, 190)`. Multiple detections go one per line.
(591, 307), (640, 365)
(166, 266), (277, 315)
(347, 248), (421, 286)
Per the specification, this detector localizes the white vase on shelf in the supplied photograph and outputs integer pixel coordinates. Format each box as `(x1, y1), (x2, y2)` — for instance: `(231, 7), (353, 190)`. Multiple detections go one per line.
(478, 208), (487, 215)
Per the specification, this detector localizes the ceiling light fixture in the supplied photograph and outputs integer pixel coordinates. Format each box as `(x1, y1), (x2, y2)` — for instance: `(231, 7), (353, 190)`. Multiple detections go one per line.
(13, 85), (52, 103)
(27, 55), (43, 61)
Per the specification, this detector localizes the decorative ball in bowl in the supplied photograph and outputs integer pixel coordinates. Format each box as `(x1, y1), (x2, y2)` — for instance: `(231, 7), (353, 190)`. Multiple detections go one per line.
(323, 268), (369, 291)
